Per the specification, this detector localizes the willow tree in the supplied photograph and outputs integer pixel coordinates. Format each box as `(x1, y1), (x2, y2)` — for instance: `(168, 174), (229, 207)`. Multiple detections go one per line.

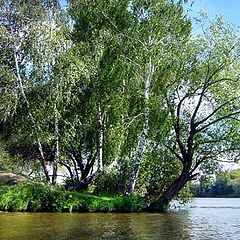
(57, 0), (133, 188)
(150, 17), (240, 211)
(67, 0), (191, 191)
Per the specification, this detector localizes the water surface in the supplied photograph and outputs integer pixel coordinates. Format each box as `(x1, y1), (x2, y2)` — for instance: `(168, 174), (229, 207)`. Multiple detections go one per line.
(0, 198), (239, 240)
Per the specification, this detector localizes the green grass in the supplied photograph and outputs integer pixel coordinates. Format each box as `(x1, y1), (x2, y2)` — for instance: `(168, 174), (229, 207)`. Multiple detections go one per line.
(0, 182), (145, 213)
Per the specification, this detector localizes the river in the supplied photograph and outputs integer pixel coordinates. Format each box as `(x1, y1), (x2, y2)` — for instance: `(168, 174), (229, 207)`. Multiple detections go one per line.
(0, 198), (239, 240)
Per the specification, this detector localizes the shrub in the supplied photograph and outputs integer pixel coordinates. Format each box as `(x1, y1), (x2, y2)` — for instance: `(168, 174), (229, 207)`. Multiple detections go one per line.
(0, 182), (145, 212)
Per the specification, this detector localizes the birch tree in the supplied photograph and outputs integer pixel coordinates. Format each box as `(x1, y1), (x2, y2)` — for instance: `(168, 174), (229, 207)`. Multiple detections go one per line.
(125, 0), (191, 194)
(0, 0), (69, 182)
(67, 0), (191, 191)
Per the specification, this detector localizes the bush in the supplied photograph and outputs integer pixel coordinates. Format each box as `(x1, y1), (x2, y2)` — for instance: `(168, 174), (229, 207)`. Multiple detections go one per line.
(0, 182), (52, 211)
(0, 182), (145, 212)
(93, 169), (129, 195)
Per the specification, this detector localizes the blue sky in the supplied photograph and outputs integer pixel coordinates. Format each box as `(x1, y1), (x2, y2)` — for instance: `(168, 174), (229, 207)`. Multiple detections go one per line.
(189, 0), (240, 26)
(61, 1), (239, 23)
(60, 0), (240, 26)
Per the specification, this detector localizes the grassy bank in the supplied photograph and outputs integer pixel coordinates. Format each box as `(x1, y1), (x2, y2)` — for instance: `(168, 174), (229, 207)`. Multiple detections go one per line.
(0, 171), (27, 186)
(0, 182), (145, 212)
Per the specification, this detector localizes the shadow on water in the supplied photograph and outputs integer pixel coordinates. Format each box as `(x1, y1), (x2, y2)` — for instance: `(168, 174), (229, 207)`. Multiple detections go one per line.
(1, 199), (240, 240)
(0, 212), (191, 240)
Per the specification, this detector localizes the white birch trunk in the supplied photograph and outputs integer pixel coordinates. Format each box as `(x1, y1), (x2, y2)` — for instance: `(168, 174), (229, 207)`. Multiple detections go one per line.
(126, 55), (154, 195)
(52, 114), (59, 184)
(98, 105), (104, 171)
(14, 51), (50, 181)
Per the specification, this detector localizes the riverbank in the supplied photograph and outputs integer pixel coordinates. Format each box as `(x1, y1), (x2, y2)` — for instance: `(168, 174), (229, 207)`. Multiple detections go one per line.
(1, 198), (240, 240)
(0, 171), (27, 186)
(0, 182), (145, 213)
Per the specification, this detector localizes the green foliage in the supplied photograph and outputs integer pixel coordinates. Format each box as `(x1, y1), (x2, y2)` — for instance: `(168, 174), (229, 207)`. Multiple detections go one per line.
(0, 139), (29, 174)
(176, 182), (193, 204)
(138, 146), (182, 198)
(0, 182), (145, 212)
(93, 162), (131, 195)
(0, 140), (13, 171)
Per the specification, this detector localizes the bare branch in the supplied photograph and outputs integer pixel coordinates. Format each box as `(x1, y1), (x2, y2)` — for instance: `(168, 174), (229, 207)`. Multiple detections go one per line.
(190, 172), (199, 180)
(190, 155), (210, 173)
(195, 98), (237, 127)
(67, 151), (80, 181)
(190, 85), (207, 127)
(59, 161), (74, 180)
(206, 77), (238, 88)
(124, 113), (144, 130)
(197, 110), (240, 133)
(189, 62), (224, 127)
(165, 92), (188, 158)
(191, 146), (240, 174)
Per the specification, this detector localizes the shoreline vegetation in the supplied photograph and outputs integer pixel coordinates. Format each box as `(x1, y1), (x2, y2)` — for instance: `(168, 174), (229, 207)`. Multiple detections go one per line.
(0, 181), (145, 213)
(0, 183), (239, 214)
(192, 169), (240, 199)
(0, 170), (239, 213)
(0, 171), (146, 213)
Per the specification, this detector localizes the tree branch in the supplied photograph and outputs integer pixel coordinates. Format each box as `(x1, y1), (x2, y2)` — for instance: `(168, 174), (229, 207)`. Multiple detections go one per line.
(195, 98), (237, 127)
(197, 110), (240, 133)
(190, 59), (227, 128)
(165, 93), (186, 157)
(124, 113), (144, 130)
(164, 144), (184, 163)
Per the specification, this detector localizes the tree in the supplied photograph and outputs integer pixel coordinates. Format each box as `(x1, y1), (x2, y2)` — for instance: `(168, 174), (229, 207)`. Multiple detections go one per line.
(67, 0), (191, 192)
(60, 0), (134, 188)
(0, 0), (69, 182)
(150, 17), (240, 211)
(193, 169), (240, 197)
(1, 0), (239, 213)
(124, 0), (191, 194)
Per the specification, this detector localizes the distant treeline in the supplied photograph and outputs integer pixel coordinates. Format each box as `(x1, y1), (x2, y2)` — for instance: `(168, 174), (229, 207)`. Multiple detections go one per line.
(192, 169), (240, 198)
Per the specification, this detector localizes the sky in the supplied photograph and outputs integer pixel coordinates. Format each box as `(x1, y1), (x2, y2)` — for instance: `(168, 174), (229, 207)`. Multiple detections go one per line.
(188, 0), (240, 26)
(188, 1), (240, 169)
(61, 0), (240, 26)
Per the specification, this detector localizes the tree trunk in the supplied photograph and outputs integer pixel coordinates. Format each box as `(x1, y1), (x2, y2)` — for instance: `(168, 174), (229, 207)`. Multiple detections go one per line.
(66, 151), (98, 190)
(149, 167), (191, 212)
(59, 161), (74, 181)
(126, 56), (154, 195)
(52, 117), (59, 184)
(98, 105), (104, 172)
(14, 51), (50, 182)
(126, 131), (147, 195)
(37, 138), (50, 182)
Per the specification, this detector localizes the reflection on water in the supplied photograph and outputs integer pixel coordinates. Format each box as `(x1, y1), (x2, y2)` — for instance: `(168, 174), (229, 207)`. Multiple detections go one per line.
(0, 198), (239, 240)
(186, 198), (240, 240)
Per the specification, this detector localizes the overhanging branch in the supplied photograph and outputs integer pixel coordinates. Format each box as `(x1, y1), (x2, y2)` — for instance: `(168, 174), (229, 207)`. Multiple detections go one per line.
(197, 110), (240, 133)
(195, 98), (237, 127)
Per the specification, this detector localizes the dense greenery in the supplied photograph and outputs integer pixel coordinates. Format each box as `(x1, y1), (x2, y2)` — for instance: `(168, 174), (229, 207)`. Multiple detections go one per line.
(193, 169), (240, 198)
(0, 0), (240, 212)
(0, 182), (144, 212)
